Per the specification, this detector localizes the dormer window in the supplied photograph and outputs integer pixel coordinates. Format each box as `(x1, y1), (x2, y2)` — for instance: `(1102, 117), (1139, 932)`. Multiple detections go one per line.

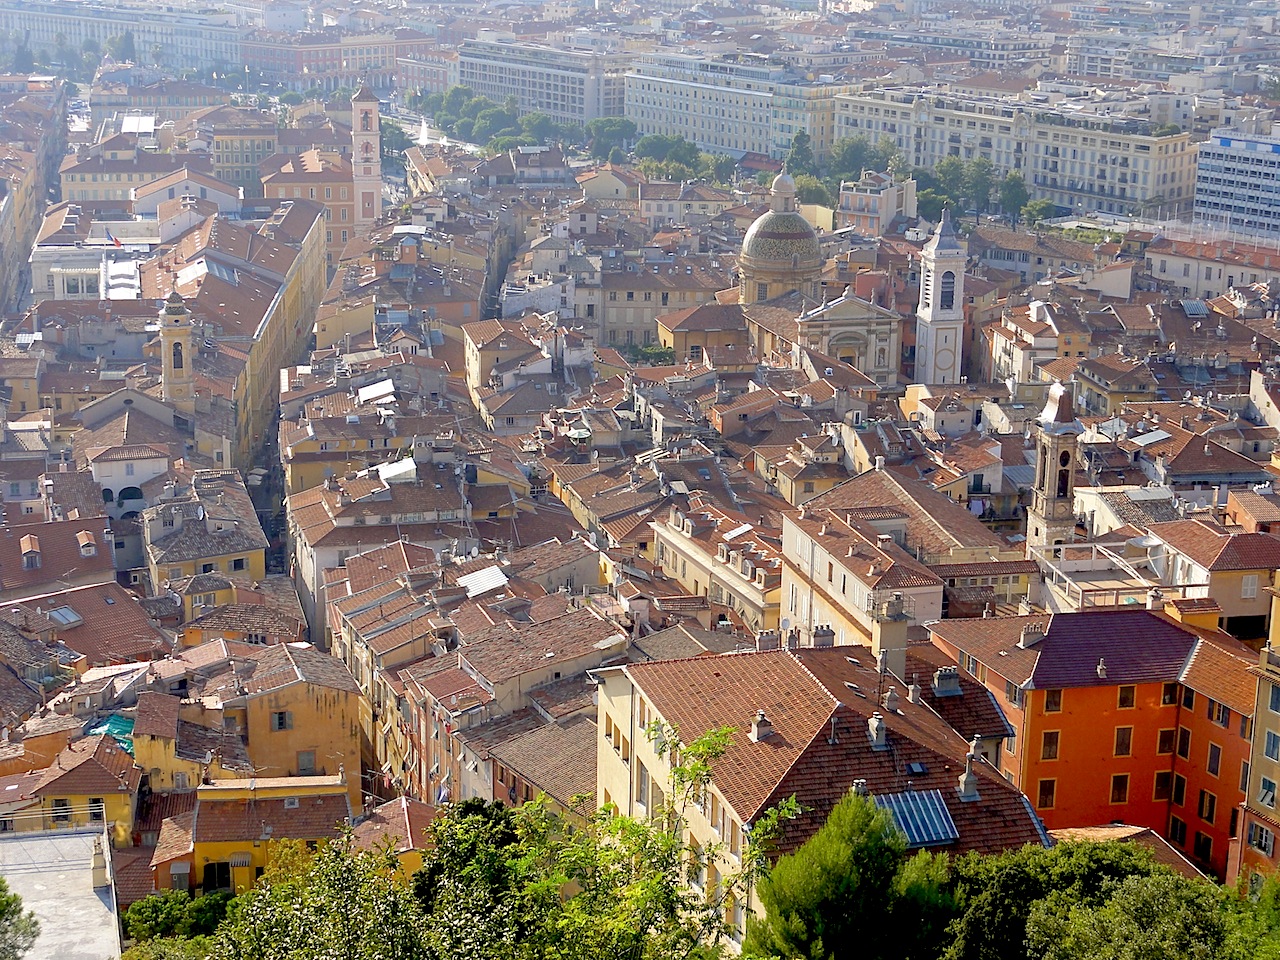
(20, 534), (39, 570)
(717, 544), (728, 561)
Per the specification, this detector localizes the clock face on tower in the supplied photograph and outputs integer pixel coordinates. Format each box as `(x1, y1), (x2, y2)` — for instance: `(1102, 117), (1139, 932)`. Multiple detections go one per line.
(362, 141), (374, 157)
(935, 347), (955, 374)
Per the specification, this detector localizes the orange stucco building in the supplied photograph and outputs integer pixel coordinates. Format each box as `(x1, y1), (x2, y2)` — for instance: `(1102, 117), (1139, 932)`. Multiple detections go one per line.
(929, 605), (1257, 879)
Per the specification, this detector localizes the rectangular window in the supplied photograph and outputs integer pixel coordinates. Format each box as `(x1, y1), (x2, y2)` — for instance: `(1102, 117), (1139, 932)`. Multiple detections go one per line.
(1184, 687), (1196, 709)
(89, 798), (105, 822)
(1207, 743), (1221, 777)
(52, 799), (70, 823)
(636, 760), (649, 808)
(1044, 689), (1063, 713)
(1157, 728), (1176, 754)
(271, 711), (293, 731)
(1177, 726), (1191, 759)
(1193, 831), (1213, 863)
(1154, 771), (1172, 801)
(1041, 730), (1060, 760)
(1173, 773), (1187, 806)
(1118, 685), (1136, 709)
(1169, 815), (1187, 846)
(1037, 779), (1056, 809)
(1249, 821), (1276, 857)
(1162, 682), (1178, 705)
(1111, 774), (1129, 804)
(1198, 789), (1217, 824)
(1242, 760), (1252, 794)
(1271, 684), (1280, 714)
(297, 751), (316, 775)
(1260, 776), (1276, 808)
(1243, 574), (1259, 599)
(1114, 727), (1132, 757)
(1212, 702), (1230, 728)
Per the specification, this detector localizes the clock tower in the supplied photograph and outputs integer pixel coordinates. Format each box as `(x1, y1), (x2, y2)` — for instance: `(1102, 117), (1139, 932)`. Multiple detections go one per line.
(1026, 382), (1083, 558)
(914, 208), (966, 385)
(352, 80), (381, 232)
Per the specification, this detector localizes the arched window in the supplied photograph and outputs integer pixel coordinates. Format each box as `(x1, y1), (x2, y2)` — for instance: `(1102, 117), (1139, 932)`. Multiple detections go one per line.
(361, 111), (372, 132)
(172, 341), (183, 370)
(1057, 468), (1070, 499)
(940, 271), (956, 310)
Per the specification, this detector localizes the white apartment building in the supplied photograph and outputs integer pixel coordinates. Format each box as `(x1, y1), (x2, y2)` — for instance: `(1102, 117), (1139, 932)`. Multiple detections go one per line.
(456, 38), (630, 127)
(843, 28), (1054, 70)
(625, 52), (858, 161)
(1194, 128), (1280, 238)
(0, 0), (241, 71)
(832, 87), (1196, 217)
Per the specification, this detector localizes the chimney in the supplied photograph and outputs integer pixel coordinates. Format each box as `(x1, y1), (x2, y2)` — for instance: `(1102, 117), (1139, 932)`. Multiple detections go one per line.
(956, 736), (981, 802)
(882, 686), (900, 712)
(850, 779), (869, 797)
(1096, 657), (1107, 679)
(867, 711), (888, 750)
(755, 629), (780, 651)
(982, 602), (994, 618)
(749, 709), (774, 742)
(1017, 621), (1046, 648)
(1146, 587), (1163, 610)
(874, 455), (886, 471)
(90, 835), (109, 888)
(931, 665), (962, 697)
(907, 675), (922, 704)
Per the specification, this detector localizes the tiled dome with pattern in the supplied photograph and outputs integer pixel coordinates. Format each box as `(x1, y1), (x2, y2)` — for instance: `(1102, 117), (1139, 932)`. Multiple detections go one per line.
(740, 172), (822, 269)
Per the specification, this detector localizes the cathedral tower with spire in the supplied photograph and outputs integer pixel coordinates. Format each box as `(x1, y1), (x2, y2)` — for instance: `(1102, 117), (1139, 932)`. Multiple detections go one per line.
(914, 209), (966, 385)
(352, 80), (381, 231)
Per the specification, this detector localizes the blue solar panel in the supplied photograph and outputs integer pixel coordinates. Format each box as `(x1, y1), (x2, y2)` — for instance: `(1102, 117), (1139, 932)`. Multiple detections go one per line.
(1181, 300), (1209, 317)
(874, 789), (960, 848)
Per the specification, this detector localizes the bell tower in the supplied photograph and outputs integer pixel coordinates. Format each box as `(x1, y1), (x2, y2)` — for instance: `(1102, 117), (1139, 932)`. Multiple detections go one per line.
(915, 208), (966, 385)
(1026, 382), (1083, 558)
(351, 79), (381, 231)
(160, 290), (196, 413)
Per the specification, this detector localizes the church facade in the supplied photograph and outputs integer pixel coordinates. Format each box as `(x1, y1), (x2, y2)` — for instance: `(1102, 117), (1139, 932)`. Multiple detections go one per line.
(739, 173), (907, 387)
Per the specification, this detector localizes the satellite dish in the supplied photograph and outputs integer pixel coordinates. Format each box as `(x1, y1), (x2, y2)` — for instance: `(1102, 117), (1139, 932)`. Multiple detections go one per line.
(202, 750), (213, 765)
(470, 546), (479, 558)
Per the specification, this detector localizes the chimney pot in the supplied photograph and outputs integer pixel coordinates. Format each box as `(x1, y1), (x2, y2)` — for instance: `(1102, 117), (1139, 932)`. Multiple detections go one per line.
(749, 708), (774, 742)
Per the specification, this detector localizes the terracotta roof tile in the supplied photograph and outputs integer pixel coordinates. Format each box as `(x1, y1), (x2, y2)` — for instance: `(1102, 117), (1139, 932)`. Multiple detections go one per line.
(352, 796), (436, 854)
(133, 692), (181, 740)
(192, 794), (350, 844)
(34, 734), (141, 796)
(622, 648), (1047, 855)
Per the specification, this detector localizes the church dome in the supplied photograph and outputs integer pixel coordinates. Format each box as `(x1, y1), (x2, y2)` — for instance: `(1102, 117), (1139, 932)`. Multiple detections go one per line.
(741, 172), (822, 271)
(741, 209), (822, 267)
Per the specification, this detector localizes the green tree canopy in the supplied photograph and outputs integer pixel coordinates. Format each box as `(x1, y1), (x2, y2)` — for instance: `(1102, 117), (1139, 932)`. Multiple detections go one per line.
(1022, 197), (1058, 226)
(634, 134), (700, 168)
(792, 174), (833, 207)
(828, 135), (872, 182)
(211, 837), (428, 960)
(999, 172), (1029, 224)
(963, 157), (995, 214)
(744, 792), (950, 960)
(943, 841), (1163, 960)
(785, 130), (816, 178)
(0, 875), (37, 960)
(586, 117), (637, 159)
(1026, 872), (1235, 960)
